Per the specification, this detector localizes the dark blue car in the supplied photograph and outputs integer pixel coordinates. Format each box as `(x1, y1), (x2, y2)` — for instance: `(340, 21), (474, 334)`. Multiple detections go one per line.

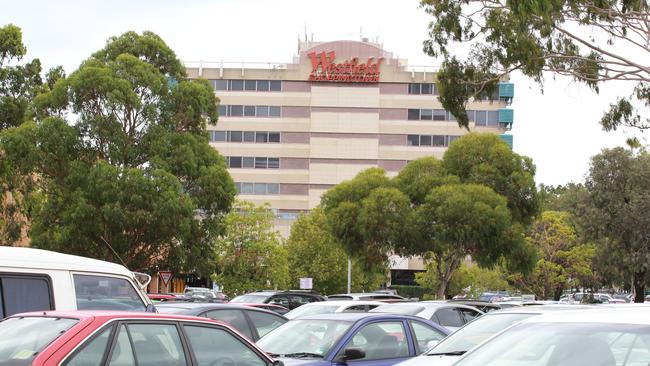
(257, 313), (450, 366)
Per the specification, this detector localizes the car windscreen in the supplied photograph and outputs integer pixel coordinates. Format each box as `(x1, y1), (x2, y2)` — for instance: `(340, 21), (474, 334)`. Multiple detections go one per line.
(428, 313), (534, 354)
(369, 304), (424, 315)
(230, 294), (268, 303)
(257, 319), (352, 357)
(0, 317), (79, 366)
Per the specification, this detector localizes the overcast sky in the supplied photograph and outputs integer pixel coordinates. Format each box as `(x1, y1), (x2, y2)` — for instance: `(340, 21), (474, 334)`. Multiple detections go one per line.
(1, 0), (640, 186)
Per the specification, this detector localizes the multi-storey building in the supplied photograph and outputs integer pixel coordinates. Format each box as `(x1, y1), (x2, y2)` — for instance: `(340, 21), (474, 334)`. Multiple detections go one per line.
(186, 40), (514, 283)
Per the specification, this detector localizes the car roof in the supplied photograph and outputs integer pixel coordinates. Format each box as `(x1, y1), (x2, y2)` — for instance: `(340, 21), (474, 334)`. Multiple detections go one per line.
(377, 301), (483, 312)
(0, 247), (133, 276)
(523, 307), (650, 325)
(155, 303), (284, 316)
(298, 300), (385, 307)
(9, 310), (230, 322)
(295, 312), (438, 322)
(489, 304), (597, 314)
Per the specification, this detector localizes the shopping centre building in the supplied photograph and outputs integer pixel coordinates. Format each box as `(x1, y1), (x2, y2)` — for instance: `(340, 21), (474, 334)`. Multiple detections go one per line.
(186, 40), (514, 284)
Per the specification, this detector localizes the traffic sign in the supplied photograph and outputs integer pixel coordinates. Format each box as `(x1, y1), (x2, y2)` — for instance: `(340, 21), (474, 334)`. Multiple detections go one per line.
(159, 271), (173, 287)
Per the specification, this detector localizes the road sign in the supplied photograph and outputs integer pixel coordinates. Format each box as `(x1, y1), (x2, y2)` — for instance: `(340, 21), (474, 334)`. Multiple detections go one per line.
(299, 277), (313, 290)
(159, 271), (173, 287)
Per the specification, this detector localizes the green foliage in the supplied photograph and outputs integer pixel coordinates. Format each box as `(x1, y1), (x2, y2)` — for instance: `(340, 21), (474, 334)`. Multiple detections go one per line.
(420, 1), (650, 132)
(389, 285), (428, 300)
(286, 208), (385, 294)
(416, 259), (512, 299)
(213, 201), (289, 297)
(0, 30), (234, 273)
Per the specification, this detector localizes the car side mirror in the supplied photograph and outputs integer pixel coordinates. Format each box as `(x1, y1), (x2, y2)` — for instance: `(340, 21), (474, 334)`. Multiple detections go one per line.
(426, 340), (440, 350)
(342, 348), (365, 361)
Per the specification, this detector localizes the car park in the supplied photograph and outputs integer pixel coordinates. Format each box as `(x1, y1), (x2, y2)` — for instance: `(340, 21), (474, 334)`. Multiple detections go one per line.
(326, 293), (407, 302)
(156, 302), (287, 341)
(285, 300), (384, 319)
(257, 313), (450, 366)
(370, 302), (483, 332)
(231, 290), (326, 310)
(0, 247), (153, 318)
(395, 305), (594, 366)
(451, 307), (650, 366)
(0, 310), (277, 366)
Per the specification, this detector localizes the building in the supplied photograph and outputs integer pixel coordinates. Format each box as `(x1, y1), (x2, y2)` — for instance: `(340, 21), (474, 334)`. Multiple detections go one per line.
(186, 40), (514, 281)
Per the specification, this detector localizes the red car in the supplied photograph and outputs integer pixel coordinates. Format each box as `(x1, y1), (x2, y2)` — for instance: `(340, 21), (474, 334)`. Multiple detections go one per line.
(147, 293), (178, 301)
(0, 311), (277, 366)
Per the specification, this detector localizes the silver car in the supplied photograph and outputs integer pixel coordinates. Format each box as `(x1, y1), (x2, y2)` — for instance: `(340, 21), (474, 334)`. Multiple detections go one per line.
(369, 302), (483, 332)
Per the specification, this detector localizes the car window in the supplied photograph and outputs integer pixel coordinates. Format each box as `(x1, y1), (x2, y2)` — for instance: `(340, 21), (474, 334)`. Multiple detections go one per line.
(343, 305), (368, 313)
(124, 324), (187, 366)
(109, 325), (136, 366)
(74, 275), (145, 311)
(410, 321), (446, 353)
(0, 317), (78, 366)
(66, 326), (113, 366)
(434, 308), (464, 328)
(184, 325), (267, 366)
(204, 309), (253, 339)
(246, 311), (286, 338)
(268, 295), (290, 307)
(459, 308), (481, 323)
(605, 331), (650, 365)
(0, 275), (53, 317)
(341, 321), (409, 361)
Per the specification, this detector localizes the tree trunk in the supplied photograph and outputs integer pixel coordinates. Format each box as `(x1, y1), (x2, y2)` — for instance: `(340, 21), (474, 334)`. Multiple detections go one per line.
(633, 270), (646, 303)
(436, 281), (447, 300)
(553, 284), (564, 301)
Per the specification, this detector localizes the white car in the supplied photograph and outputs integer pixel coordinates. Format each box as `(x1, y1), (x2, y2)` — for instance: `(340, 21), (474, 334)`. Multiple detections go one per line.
(395, 305), (594, 366)
(452, 307), (650, 366)
(370, 301), (484, 332)
(284, 300), (384, 319)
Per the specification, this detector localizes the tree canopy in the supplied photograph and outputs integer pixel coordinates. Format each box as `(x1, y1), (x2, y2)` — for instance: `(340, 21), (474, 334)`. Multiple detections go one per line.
(420, 0), (650, 131)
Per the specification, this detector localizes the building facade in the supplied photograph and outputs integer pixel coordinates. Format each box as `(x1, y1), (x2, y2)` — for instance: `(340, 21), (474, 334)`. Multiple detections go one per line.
(186, 40), (514, 278)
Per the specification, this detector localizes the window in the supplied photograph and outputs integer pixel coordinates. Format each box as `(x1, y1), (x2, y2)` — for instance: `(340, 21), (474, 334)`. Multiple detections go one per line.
(243, 131), (255, 142)
(474, 110), (487, 126)
(420, 109), (433, 120)
(236, 183), (280, 195)
(487, 111), (499, 126)
(230, 131), (243, 142)
(268, 158), (279, 169)
(0, 317), (78, 366)
(407, 135), (420, 146)
(244, 105), (256, 116)
(407, 109), (420, 120)
(340, 321), (409, 361)
(109, 325), (136, 366)
(243, 157), (255, 168)
(214, 80), (228, 91)
(434, 308), (464, 328)
(257, 80), (269, 91)
(241, 183), (254, 194)
(218, 105), (227, 116)
(343, 305), (367, 313)
(459, 308), (480, 323)
(255, 157), (268, 169)
(204, 310), (253, 339)
(0, 275), (53, 317)
(270, 80), (282, 91)
(408, 84), (421, 94)
(410, 321), (446, 353)
(268, 132), (280, 143)
(66, 326), (113, 366)
(229, 157), (242, 168)
(420, 135), (432, 146)
(256, 132), (268, 143)
(269, 106), (281, 117)
(126, 324), (187, 366)
(230, 80), (244, 91)
(73, 275), (145, 311)
(246, 311), (286, 338)
(254, 183), (267, 195)
(432, 135), (446, 147)
(449, 135), (460, 144)
(184, 325), (266, 366)
(230, 105), (243, 117)
(256, 105), (269, 117)
(421, 83), (433, 94)
(244, 80), (257, 91)
(267, 183), (279, 194)
(432, 109), (446, 121)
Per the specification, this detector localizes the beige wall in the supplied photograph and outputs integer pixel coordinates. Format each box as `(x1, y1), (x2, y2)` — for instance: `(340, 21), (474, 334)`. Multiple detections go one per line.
(311, 112), (379, 133)
(310, 137), (379, 159)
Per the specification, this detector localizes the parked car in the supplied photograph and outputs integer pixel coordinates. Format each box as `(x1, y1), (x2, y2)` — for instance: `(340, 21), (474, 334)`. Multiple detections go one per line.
(257, 313), (450, 366)
(0, 310), (277, 366)
(327, 293), (407, 302)
(156, 302), (287, 341)
(184, 288), (229, 303)
(370, 302), (483, 332)
(0, 247), (153, 318)
(395, 305), (594, 366)
(239, 303), (291, 315)
(445, 300), (502, 313)
(147, 293), (178, 302)
(285, 300), (384, 319)
(451, 307), (650, 366)
(231, 290), (326, 310)
(561, 292), (621, 304)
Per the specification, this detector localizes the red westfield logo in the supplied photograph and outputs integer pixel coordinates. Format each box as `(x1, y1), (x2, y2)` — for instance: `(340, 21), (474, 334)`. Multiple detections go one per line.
(307, 51), (383, 83)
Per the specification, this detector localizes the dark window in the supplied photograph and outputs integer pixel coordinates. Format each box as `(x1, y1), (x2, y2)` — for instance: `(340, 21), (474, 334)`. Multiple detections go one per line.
(459, 308), (481, 323)
(230, 105), (243, 117)
(243, 131), (255, 142)
(234, 182), (242, 192)
(268, 295), (290, 307)
(475, 111), (487, 126)
(255, 157), (268, 169)
(256, 106), (269, 117)
(73, 275), (144, 311)
(243, 157), (255, 168)
(268, 133), (280, 143)
(421, 83), (433, 94)
(229, 156), (242, 168)
(407, 109), (420, 120)
(343, 305), (367, 313)
(214, 80), (228, 91)
(407, 135), (420, 146)
(218, 105), (227, 116)
(65, 326), (112, 366)
(230, 131), (243, 142)
(230, 80), (244, 91)
(408, 84), (421, 94)
(254, 183), (267, 195)
(213, 131), (226, 142)
(204, 309), (253, 339)
(448, 135), (461, 144)
(268, 158), (280, 169)
(269, 106), (281, 117)
(434, 308), (464, 328)
(256, 132), (268, 143)
(432, 109), (446, 121)
(257, 80), (270, 91)
(467, 110), (476, 122)
(244, 105), (256, 116)
(246, 311), (287, 338)
(183, 325), (267, 365)
(420, 109), (433, 120)
(487, 111), (499, 126)
(447, 112), (456, 121)
(270, 80), (282, 91)
(267, 184), (280, 195)
(127, 324), (187, 366)
(420, 135), (432, 146)
(244, 80), (257, 91)
(0, 276), (53, 318)
(432, 135), (446, 147)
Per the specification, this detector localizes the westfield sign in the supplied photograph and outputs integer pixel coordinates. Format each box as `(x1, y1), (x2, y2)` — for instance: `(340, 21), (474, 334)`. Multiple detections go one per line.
(307, 51), (384, 83)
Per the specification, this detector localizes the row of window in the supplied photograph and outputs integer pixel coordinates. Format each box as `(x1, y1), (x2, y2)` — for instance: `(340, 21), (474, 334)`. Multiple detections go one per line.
(227, 156), (280, 169)
(408, 83), (438, 95)
(218, 105), (281, 118)
(209, 131), (281, 143)
(407, 108), (501, 126)
(212, 79), (282, 92)
(407, 134), (461, 147)
(235, 182), (280, 195)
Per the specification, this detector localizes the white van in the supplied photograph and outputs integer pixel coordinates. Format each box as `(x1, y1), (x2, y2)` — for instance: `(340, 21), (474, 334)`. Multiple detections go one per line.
(0, 247), (154, 318)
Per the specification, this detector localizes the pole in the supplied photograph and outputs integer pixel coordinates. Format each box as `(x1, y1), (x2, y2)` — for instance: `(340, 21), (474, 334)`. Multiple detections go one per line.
(347, 257), (352, 293)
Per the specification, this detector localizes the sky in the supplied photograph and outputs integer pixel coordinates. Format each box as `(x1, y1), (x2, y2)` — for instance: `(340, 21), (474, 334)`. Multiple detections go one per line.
(0, 0), (640, 186)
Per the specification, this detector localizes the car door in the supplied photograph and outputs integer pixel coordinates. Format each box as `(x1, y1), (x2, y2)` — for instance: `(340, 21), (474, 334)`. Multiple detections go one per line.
(332, 320), (412, 366)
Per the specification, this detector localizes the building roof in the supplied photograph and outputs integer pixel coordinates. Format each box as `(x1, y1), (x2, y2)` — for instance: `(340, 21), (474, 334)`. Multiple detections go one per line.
(0, 247), (133, 276)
